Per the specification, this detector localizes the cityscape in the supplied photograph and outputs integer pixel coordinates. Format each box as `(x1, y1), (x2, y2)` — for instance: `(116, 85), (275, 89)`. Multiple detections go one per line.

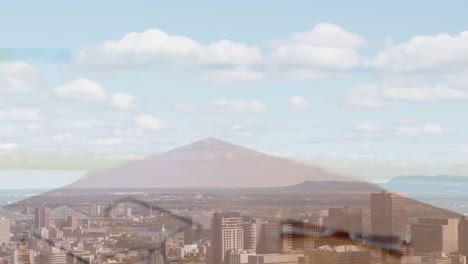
(0, 139), (465, 264)
(0, 187), (466, 264)
(2, 1), (468, 264)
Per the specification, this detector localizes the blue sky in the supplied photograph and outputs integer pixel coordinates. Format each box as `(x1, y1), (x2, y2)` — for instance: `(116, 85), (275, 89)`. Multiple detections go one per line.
(1, 0), (468, 182)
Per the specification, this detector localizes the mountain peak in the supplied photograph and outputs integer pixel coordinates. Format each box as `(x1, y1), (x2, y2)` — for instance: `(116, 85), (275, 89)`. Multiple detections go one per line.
(165, 137), (260, 158)
(188, 137), (236, 147)
(69, 138), (350, 189)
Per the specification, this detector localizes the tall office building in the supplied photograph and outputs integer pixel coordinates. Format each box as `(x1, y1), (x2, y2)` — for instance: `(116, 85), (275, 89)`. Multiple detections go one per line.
(184, 215), (212, 245)
(10, 241), (34, 264)
(148, 247), (166, 264)
(459, 217), (468, 257)
(328, 207), (363, 236)
(211, 212), (244, 264)
(89, 204), (102, 217)
(64, 216), (79, 229)
(258, 222), (282, 254)
(242, 217), (264, 252)
(370, 191), (407, 254)
(411, 218), (458, 254)
(38, 248), (66, 264)
(0, 218), (10, 245)
(34, 206), (50, 229)
(290, 221), (320, 252)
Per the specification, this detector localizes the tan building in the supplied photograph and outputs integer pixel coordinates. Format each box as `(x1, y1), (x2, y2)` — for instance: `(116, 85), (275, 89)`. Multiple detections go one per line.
(211, 212), (244, 264)
(243, 217), (264, 252)
(370, 191), (407, 254)
(259, 222), (282, 254)
(0, 218), (10, 245)
(410, 218), (459, 254)
(458, 217), (468, 257)
(10, 242), (34, 264)
(34, 206), (50, 229)
(226, 249), (256, 264)
(298, 245), (370, 264)
(327, 207), (363, 236)
(248, 253), (302, 264)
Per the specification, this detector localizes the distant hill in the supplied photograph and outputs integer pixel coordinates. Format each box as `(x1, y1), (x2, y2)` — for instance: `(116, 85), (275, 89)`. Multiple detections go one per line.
(67, 138), (352, 189)
(278, 180), (382, 193)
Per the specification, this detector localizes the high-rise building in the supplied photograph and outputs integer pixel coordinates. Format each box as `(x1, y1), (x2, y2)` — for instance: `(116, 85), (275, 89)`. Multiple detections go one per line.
(10, 241), (34, 264)
(411, 218), (458, 254)
(258, 222), (282, 254)
(370, 191), (407, 254)
(211, 212), (244, 264)
(184, 215), (212, 245)
(281, 223), (294, 253)
(89, 204), (102, 217)
(290, 221), (320, 252)
(242, 217), (264, 252)
(259, 221), (320, 254)
(64, 216), (79, 229)
(125, 206), (132, 217)
(327, 207), (363, 236)
(0, 218), (10, 245)
(34, 206), (50, 229)
(458, 217), (468, 257)
(148, 247), (166, 264)
(141, 203), (153, 217)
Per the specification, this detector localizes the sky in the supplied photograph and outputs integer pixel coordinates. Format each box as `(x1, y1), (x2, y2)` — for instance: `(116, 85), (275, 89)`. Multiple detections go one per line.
(1, 0), (468, 183)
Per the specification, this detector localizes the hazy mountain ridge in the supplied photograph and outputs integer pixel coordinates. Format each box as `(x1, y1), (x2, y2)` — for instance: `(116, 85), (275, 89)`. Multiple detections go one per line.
(278, 180), (382, 192)
(68, 138), (351, 189)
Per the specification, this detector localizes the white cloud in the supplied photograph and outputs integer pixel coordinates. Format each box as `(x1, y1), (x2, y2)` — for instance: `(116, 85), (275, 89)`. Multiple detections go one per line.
(270, 69), (341, 81)
(93, 138), (122, 146)
(367, 31), (468, 72)
(171, 103), (200, 113)
(352, 122), (450, 138)
(347, 83), (468, 108)
(172, 100), (269, 113)
(0, 143), (18, 151)
(51, 133), (75, 142)
(394, 124), (450, 137)
(289, 96), (310, 111)
(199, 69), (265, 85)
(353, 123), (385, 135)
(75, 24), (365, 84)
(134, 114), (163, 131)
(210, 100), (269, 113)
(111, 92), (135, 109)
(0, 62), (45, 93)
(54, 78), (107, 101)
(76, 29), (262, 71)
(269, 23), (366, 70)
(0, 108), (41, 122)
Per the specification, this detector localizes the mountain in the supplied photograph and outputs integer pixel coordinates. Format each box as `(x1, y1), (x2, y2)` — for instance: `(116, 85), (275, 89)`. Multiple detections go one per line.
(279, 180), (383, 193)
(67, 138), (353, 189)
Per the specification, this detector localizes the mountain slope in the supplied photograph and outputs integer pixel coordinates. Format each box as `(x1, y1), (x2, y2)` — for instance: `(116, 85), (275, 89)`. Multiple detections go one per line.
(279, 180), (382, 192)
(68, 138), (352, 189)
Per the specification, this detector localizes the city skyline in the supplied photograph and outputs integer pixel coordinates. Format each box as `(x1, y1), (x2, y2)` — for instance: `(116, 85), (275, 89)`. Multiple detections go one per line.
(0, 187), (464, 264)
